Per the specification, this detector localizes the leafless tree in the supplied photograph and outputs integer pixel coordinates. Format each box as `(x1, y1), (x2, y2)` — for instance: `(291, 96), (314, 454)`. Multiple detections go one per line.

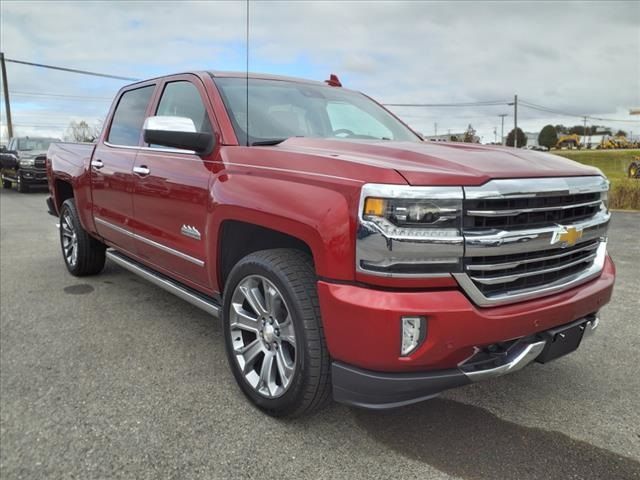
(65, 119), (103, 143)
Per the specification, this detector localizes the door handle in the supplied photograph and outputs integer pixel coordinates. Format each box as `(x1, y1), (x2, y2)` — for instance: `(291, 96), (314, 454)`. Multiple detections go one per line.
(133, 166), (150, 176)
(91, 159), (104, 169)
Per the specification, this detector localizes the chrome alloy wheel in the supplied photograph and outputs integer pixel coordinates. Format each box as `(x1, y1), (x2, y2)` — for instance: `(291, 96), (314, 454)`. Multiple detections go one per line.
(229, 275), (297, 398)
(61, 212), (78, 267)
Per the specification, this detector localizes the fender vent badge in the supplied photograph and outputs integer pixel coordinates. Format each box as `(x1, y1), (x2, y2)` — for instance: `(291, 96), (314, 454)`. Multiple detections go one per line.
(181, 225), (201, 240)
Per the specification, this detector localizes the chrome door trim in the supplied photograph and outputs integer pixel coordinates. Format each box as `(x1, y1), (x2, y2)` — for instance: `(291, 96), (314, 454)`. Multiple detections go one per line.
(106, 250), (218, 316)
(95, 217), (204, 267)
(103, 140), (197, 155)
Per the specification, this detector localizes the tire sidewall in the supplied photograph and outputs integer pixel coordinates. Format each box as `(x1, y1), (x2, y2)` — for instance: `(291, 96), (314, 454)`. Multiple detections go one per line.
(222, 256), (314, 415)
(59, 200), (80, 275)
(17, 173), (27, 193)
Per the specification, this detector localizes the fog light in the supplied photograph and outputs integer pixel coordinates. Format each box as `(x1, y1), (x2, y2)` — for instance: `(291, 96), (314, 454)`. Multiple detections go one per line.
(401, 316), (426, 356)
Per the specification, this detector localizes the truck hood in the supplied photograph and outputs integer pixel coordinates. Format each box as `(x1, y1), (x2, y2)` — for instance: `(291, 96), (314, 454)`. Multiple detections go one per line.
(275, 138), (602, 185)
(18, 149), (48, 159)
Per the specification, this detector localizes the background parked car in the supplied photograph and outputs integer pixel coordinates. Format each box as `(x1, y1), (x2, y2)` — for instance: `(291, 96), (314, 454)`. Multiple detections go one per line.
(1, 137), (60, 192)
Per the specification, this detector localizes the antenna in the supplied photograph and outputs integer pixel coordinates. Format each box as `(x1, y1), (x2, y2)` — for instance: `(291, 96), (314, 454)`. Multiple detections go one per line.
(245, 0), (250, 146)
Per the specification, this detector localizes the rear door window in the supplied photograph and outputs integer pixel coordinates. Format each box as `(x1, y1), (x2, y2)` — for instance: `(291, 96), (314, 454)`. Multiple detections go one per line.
(107, 85), (155, 146)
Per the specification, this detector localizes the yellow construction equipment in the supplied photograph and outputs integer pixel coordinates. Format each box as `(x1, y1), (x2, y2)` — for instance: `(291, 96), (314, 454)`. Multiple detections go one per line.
(556, 134), (581, 149)
(599, 136), (631, 149)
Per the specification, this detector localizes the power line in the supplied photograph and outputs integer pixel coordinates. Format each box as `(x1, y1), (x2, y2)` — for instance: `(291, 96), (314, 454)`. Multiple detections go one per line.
(384, 96), (639, 124)
(385, 100), (508, 107)
(12, 123), (71, 127)
(4, 58), (139, 81)
(6, 90), (112, 101)
(519, 99), (640, 123)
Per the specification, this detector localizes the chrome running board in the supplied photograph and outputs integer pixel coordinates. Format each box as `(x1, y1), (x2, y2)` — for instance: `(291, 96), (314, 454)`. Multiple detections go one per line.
(106, 250), (220, 317)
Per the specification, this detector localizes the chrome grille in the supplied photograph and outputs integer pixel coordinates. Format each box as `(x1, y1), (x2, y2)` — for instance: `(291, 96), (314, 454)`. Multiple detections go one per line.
(456, 176), (610, 306)
(465, 239), (600, 297)
(464, 192), (602, 230)
(34, 156), (46, 169)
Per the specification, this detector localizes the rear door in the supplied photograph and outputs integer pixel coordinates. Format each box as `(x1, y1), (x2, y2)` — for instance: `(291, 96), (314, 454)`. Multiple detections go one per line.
(91, 83), (156, 255)
(131, 75), (217, 289)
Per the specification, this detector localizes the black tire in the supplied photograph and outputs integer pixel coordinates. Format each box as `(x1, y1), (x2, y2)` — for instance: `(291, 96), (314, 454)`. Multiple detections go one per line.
(2, 178), (11, 189)
(59, 198), (106, 276)
(16, 173), (29, 193)
(222, 249), (331, 417)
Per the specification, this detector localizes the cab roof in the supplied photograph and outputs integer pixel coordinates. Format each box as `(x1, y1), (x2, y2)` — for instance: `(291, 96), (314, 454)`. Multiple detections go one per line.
(207, 70), (330, 87)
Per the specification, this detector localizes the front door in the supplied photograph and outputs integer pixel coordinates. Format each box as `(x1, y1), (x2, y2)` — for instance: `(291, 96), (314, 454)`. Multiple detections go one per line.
(92, 83), (156, 255)
(132, 77), (216, 289)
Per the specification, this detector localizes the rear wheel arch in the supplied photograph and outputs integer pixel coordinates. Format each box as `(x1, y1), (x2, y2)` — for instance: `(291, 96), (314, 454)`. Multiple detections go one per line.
(54, 178), (74, 210)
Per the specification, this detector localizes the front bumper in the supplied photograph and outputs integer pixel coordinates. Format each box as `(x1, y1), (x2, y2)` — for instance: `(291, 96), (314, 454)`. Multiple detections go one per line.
(333, 316), (598, 409)
(20, 168), (48, 184)
(318, 254), (614, 406)
(318, 255), (614, 372)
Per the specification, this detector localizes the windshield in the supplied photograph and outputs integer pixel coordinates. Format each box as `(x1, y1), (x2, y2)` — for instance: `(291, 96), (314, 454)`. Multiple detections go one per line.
(17, 138), (58, 152)
(213, 77), (420, 146)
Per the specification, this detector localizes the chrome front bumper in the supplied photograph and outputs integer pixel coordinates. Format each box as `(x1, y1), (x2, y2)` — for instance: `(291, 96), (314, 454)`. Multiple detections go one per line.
(460, 315), (599, 381)
(332, 316), (599, 409)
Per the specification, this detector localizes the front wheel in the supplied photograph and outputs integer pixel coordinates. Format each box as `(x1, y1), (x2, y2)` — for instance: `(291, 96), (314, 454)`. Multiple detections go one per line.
(222, 249), (331, 417)
(59, 199), (106, 276)
(16, 174), (29, 193)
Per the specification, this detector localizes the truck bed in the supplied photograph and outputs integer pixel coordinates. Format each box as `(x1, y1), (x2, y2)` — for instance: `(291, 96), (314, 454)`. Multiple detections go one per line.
(47, 142), (96, 174)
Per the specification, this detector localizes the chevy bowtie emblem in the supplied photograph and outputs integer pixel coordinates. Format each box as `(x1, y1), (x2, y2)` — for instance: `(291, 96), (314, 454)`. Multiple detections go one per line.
(551, 225), (583, 247)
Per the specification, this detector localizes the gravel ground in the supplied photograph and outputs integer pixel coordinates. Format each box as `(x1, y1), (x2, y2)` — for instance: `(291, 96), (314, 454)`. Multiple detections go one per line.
(1, 187), (639, 480)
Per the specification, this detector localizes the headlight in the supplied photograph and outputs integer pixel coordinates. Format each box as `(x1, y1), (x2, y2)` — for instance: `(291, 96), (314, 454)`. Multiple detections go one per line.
(357, 184), (463, 277)
(19, 158), (35, 168)
(600, 190), (609, 212)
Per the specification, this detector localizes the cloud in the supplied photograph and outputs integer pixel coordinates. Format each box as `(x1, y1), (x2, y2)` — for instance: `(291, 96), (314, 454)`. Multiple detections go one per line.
(1, 0), (639, 142)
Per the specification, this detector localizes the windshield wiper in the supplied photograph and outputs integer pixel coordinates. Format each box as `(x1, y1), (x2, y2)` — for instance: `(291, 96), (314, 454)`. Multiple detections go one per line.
(252, 138), (288, 146)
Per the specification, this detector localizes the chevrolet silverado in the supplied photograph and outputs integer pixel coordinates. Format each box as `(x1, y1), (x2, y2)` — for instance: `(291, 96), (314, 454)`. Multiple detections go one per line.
(46, 71), (615, 416)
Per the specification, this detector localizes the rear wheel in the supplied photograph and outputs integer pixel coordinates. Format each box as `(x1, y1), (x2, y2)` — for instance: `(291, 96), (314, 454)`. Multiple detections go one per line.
(59, 199), (106, 276)
(222, 249), (331, 417)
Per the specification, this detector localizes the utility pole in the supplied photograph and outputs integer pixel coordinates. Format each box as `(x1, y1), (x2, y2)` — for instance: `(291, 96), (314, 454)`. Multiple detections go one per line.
(513, 94), (518, 149)
(498, 114), (507, 146)
(493, 127), (497, 143)
(0, 52), (13, 140)
(582, 115), (588, 148)
(434, 122), (438, 137)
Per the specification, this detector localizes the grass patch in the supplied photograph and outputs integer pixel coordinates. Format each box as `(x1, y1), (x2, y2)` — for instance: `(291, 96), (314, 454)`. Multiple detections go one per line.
(551, 149), (640, 210)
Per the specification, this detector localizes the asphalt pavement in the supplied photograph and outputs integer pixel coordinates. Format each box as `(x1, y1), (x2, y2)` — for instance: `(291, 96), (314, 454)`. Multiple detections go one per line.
(1, 186), (639, 480)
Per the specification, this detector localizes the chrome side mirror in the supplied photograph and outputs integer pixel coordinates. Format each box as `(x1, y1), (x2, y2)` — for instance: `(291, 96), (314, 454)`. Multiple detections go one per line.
(143, 116), (215, 155)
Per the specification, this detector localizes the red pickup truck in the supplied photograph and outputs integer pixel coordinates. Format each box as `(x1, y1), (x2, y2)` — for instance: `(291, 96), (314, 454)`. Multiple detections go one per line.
(47, 71), (615, 417)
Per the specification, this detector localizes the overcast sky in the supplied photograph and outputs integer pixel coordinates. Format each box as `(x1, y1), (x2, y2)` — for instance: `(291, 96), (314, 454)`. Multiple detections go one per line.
(1, 0), (639, 143)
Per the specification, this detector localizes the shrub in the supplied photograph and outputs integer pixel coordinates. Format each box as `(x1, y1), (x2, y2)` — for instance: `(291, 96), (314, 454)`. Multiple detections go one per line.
(609, 179), (640, 210)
